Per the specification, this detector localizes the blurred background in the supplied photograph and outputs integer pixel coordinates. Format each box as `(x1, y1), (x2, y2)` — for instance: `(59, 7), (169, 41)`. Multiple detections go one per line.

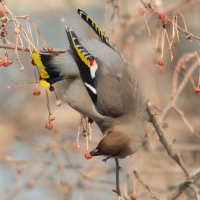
(0, 0), (200, 199)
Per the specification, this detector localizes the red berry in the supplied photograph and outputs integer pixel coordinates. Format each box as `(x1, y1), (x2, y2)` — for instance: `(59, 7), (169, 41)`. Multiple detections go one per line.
(0, 58), (3, 66)
(3, 59), (9, 67)
(0, 10), (4, 18)
(33, 88), (41, 96)
(130, 193), (137, 200)
(48, 114), (55, 121)
(7, 59), (13, 65)
(157, 58), (164, 66)
(84, 152), (93, 159)
(45, 122), (53, 130)
(158, 12), (165, 20)
(47, 47), (54, 52)
(162, 18), (169, 26)
(194, 87), (200, 93)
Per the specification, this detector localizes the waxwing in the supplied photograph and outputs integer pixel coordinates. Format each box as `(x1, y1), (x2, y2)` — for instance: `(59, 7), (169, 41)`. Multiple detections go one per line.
(31, 8), (147, 159)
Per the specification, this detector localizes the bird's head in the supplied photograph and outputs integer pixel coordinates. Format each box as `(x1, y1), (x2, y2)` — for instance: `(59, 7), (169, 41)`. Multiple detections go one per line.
(90, 129), (140, 159)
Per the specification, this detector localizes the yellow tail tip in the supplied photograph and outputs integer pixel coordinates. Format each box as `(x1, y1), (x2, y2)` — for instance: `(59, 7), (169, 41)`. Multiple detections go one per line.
(40, 79), (50, 88)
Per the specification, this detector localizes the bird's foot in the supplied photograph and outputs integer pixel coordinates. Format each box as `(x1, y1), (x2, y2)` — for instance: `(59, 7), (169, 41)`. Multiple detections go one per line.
(102, 156), (110, 162)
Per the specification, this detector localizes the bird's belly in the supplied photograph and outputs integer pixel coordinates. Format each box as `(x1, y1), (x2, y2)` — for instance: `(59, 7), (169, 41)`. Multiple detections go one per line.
(62, 79), (104, 122)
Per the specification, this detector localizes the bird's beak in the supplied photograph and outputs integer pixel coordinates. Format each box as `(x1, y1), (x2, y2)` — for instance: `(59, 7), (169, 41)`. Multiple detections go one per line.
(90, 148), (101, 156)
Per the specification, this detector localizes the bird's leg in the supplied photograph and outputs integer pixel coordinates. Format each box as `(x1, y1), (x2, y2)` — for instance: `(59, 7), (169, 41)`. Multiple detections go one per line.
(102, 156), (110, 162)
(113, 158), (122, 197)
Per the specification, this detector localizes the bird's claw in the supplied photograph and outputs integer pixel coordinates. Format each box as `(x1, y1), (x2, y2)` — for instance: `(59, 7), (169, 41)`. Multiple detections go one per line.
(102, 156), (110, 162)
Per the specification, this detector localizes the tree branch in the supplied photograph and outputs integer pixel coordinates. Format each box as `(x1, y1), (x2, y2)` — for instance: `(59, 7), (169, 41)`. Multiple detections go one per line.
(167, 169), (200, 200)
(0, 43), (68, 53)
(133, 170), (160, 200)
(146, 105), (190, 178)
(139, 0), (200, 42)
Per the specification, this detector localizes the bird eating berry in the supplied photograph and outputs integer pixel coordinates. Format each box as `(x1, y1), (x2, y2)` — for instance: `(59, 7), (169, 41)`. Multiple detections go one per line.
(84, 152), (93, 159)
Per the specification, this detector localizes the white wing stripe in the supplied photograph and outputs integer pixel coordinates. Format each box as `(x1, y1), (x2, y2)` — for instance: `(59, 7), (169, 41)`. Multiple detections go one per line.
(84, 82), (97, 94)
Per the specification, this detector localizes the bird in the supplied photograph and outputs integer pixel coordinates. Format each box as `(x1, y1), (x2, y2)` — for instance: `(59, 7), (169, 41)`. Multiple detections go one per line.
(31, 8), (147, 159)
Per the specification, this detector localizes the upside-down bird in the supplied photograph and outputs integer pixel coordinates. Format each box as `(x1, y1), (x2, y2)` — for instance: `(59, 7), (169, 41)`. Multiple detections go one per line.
(31, 8), (147, 162)
(31, 8), (147, 196)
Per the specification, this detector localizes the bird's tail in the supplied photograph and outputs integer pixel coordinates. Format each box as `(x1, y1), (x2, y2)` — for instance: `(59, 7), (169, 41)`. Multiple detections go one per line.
(31, 52), (65, 88)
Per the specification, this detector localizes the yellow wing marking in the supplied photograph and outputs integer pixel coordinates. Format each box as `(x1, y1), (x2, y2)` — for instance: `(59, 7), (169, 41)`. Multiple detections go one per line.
(72, 39), (91, 67)
(87, 16), (107, 38)
(40, 79), (50, 88)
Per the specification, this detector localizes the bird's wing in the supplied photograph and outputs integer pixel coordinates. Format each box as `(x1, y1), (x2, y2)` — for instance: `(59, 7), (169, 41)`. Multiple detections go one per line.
(31, 51), (79, 88)
(79, 38), (135, 118)
(77, 8), (112, 48)
(64, 27), (127, 117)
(65, 27), (99, 104)
(77, 8), (126, 62)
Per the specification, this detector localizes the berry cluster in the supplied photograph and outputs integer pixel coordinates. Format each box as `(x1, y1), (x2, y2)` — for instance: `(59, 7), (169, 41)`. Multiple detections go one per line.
(32, 85), (63, 130)
(45, 114), (55, 130)
(158, 12), (169, 27)
(0, 58), (13, 67)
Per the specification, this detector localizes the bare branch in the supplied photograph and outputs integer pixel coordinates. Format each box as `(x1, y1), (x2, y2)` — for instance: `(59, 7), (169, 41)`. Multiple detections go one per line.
(139, 0), (200, 42)
(133, 170), (160, 200)
(146, 105), (190, 178)
(161, 60), (199, 130)
(0, 43), (68, 53)
(167, 169), (200, 200)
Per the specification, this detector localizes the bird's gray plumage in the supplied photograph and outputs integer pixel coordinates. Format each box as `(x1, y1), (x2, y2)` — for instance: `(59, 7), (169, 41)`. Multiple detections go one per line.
(44, 37), (147, 158)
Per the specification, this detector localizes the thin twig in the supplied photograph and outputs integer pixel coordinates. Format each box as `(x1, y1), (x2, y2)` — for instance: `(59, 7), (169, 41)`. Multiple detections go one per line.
(161, 60), (199, 122)
(133, 170), (160, 200)
(139, 0), (200, 42)
(0, 43), (68, 53)
(146, 105), (190, 178)
(173, 105), (194, 133)
(167, 169), (200, 200)
(113, 158), (122, 197)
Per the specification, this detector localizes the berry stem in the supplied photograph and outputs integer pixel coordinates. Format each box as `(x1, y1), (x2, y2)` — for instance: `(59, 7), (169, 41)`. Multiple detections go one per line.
(45, 89), (51, 115)
(76, 126), (81, 149)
